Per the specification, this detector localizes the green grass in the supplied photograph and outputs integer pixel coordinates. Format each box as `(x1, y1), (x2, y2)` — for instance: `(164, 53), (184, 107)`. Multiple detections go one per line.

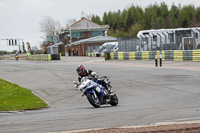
(0, 78), (48, 111)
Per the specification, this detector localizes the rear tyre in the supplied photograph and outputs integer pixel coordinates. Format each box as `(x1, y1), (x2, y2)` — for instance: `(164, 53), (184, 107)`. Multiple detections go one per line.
(86, 93), (100, 108)
(110, 94), (118, 106)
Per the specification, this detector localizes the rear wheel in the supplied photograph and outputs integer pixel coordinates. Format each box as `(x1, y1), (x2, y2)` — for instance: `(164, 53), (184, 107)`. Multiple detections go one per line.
(86, 93), (100, 108)
(110, 94), (118, 106)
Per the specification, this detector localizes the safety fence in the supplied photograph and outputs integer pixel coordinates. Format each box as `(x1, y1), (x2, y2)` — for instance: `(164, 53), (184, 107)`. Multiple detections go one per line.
(0, 54), (61, 61)
(87, 52), (105, 57)
(27, 54), (61, 61)
(27, 54), (51, 61)
(3, 54), (28, 60)
(87, 50), (200, 61)
(118, 28), (200, 52)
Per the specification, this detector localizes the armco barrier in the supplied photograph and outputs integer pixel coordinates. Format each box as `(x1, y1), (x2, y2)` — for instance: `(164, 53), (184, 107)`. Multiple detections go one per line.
(136, 52), (142, 60)
(105, 52), (110, 60)
(110, 52), (114, 60)
(101, 53), (104, 57)
(27, 54), (50, 61)
(123, 52), (129, 60)
(3, 54), (27, 60)
(87, 52), (105, 57)
(27, 54), (60, 61)
(118, 52), (123, 60)
(114, 52), (118, 60)
(102, 50), (200, 61)
(1, 54), (60, 61)
(142, 51), (150, 60)
(51, 54), (60, 60)
(192, 50), (200, 61)
(162, 51), (165, 60)
(174, 51), (183, 61)
(129, 52), (136, 60)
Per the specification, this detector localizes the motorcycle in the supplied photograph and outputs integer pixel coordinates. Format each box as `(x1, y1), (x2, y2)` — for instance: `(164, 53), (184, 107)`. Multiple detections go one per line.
(15, 55), (19, 61)
(73, 76), (118, 108)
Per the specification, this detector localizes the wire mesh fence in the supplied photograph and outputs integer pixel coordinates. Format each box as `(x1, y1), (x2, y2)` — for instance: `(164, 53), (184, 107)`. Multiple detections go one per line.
(86, 29), (200, 54)
(118, 29), (200, 52)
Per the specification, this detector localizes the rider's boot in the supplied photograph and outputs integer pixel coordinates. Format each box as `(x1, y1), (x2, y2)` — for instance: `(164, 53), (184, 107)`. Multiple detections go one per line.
(105, 84), (114, 95)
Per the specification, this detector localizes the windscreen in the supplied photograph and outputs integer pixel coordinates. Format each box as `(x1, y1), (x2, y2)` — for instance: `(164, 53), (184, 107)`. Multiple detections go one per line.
(99, 43), (118, 52)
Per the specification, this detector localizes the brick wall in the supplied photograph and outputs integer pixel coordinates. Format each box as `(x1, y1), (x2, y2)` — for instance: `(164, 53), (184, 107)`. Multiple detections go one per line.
(65, 42), (103, 56)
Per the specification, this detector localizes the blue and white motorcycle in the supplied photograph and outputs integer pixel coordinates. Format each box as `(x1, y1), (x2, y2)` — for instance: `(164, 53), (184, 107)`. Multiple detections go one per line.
(74, 76), (118, 108)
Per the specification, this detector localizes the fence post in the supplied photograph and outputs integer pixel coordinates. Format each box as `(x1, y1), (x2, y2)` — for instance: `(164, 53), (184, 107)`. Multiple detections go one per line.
(155, 51), (158, 67)
(140, 35), (143, 51)
(147, 34), (152, 51)
(167, 31), (173, 50)
(183, 30), (189, 50)
(157, 33), (162, 67)
(162, 32), (167, 46)
(160, 51), (162, 67)
(176, 31), (182, 50)
(190, 28), (197, 50)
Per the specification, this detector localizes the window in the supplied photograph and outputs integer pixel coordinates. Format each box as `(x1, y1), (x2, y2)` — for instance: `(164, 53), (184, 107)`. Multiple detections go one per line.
(47, 37), (53, 42)
(80, 32), (83, 38)
(89, 31), (103, 37)
(47, 36), (58, 42)
(71, 32), (80, 38)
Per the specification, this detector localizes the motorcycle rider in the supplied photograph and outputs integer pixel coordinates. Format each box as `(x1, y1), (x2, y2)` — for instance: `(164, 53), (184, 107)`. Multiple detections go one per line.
(76, 65), (108, 88)
(15, 50), (19, 61)
(76, 65), (111, 102)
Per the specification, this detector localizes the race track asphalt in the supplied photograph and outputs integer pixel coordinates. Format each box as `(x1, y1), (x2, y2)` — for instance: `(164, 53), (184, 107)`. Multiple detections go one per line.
(0, 57), (200, 133)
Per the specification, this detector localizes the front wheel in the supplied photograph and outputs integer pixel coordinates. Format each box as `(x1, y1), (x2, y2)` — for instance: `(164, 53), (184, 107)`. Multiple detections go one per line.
(110, 94), (118, 106)
(86, 93), (100, 108)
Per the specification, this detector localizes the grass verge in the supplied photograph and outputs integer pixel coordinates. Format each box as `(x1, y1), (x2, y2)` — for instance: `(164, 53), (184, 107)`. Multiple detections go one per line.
(0, 78), (48, 111)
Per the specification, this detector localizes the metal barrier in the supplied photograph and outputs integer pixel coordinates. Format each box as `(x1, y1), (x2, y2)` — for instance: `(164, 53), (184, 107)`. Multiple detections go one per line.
(86, 29), (200, 54)
(174, 51), (183, 61)
(118, 28), (200, 52)
(27, 54), (50, 61)
(3, 54), (27, 60)
(118, 38), (140, 52)
(0, 54), (61, 61)
(102, 50), (200, 61)
(192, 50), (200, 61)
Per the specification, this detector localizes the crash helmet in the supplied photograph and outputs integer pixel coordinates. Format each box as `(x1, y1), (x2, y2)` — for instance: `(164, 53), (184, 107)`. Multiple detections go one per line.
(76, 65), (86, 76)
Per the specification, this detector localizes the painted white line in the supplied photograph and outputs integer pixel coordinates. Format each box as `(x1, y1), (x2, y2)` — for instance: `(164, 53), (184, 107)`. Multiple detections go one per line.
(47, 118), (200, 133)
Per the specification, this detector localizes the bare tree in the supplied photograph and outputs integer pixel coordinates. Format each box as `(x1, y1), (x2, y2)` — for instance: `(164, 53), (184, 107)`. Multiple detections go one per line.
(85, 14), (92, 20)
(65, 18), (77, 29)
(31, 46), (38, 52)
(39, 16), (62, 36)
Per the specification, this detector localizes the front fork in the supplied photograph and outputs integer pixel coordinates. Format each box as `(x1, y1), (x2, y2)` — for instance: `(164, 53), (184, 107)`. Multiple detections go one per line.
(83, 89), (97, 99)
(92, 90), (98, 99)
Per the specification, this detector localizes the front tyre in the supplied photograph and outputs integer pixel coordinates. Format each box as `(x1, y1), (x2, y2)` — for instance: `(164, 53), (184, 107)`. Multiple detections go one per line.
(110, 94), (118, 106)
(86, 93), (100, 108)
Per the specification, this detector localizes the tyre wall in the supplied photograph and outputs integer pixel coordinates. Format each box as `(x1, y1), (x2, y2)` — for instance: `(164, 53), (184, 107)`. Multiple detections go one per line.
(87, 50), (200, 61)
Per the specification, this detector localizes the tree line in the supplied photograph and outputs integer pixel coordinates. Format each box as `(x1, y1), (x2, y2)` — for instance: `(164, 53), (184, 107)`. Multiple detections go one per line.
(91, 2), (200, 38)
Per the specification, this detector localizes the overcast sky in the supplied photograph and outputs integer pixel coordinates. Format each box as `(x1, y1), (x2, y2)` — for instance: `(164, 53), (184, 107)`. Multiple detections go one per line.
(0, 0), (199, 52)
